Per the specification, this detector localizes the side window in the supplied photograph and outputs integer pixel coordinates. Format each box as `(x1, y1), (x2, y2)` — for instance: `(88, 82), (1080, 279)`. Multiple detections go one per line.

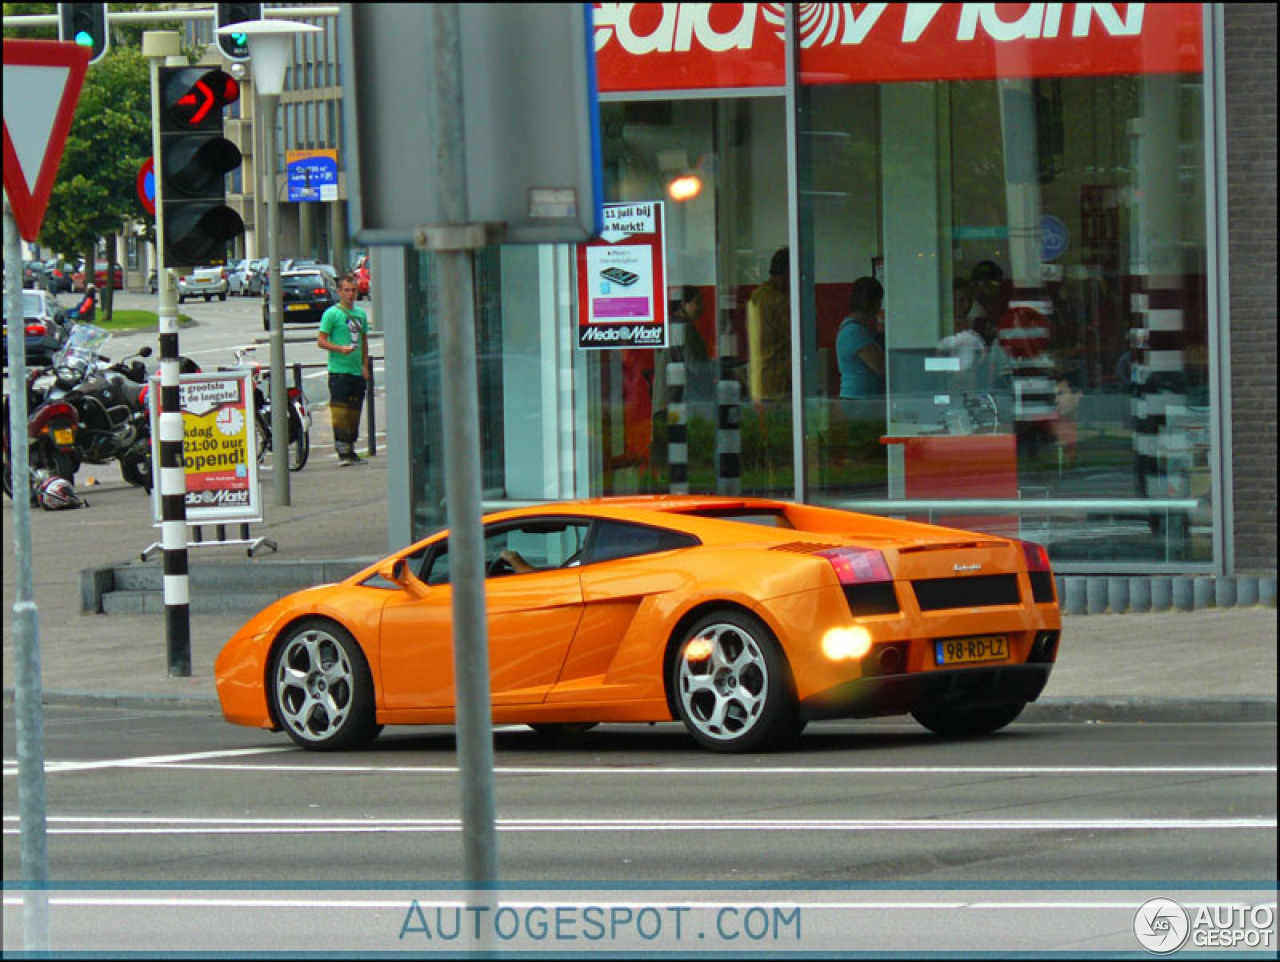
(484, 520), (591, 575)
(424, 543), (451, 586)
(584, 521), (699, 565)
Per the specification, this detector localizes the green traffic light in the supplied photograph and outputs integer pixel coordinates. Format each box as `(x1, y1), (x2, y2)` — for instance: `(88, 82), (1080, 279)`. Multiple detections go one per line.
(232, 32), (247, 45)
(74, 30), (93, 47)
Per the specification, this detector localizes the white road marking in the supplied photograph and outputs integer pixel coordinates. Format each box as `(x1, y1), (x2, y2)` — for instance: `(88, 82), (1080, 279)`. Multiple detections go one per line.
(8, 760), (1267, 777)
(0, 746), (291, 776)
(3, 815), (1274, 834)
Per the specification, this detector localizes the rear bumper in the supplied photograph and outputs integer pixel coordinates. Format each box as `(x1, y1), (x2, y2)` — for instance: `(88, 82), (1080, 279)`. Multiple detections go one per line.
(801, 663), (1053, 721)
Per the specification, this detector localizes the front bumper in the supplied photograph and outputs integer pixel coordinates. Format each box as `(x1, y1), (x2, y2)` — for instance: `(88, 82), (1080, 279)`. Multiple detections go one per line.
(801, 662), (1053, 721)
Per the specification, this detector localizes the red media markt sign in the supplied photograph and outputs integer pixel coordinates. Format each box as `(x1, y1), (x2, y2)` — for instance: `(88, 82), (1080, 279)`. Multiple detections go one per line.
(137, 156), (155, 216)
(2, 39), (91, 241)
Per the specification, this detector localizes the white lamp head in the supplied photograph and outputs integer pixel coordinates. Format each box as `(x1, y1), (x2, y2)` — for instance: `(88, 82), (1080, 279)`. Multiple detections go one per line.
(216, 19), (321, 96)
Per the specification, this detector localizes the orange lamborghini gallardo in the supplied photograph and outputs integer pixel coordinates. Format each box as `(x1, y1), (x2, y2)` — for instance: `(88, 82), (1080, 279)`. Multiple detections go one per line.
(215, 496), (1061, 752)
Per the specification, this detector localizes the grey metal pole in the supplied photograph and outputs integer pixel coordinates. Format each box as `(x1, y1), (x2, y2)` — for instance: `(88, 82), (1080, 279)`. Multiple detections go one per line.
(5, 201), (50, 952)
(263, 90), (290, 505)
(429, 2), (499, 888)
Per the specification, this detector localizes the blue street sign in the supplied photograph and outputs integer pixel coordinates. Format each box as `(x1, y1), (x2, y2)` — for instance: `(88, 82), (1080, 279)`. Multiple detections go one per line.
(286, 149), (338, 203)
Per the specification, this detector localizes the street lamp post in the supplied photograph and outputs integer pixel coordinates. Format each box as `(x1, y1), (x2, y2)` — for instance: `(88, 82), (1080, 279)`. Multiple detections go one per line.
(218, 19), (319, 506)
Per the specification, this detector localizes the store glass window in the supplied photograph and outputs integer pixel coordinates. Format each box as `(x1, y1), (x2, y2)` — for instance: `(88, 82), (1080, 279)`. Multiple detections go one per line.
(796, 4), (1212, 567)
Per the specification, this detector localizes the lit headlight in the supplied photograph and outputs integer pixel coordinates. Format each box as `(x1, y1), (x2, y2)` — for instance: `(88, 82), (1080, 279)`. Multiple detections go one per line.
(822, 626), (872, 661)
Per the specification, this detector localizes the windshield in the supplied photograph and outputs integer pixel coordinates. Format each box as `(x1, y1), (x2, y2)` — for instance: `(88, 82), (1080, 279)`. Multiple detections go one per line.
(22, 291), (43, 314)
(54, 323), (111, 367)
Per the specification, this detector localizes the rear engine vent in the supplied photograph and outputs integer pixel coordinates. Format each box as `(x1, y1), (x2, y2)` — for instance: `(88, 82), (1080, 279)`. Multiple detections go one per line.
(1030, 572), (1056, 604)
(769, 542), (841, 555)
(913, 574), (1020, 611)
(844, 583), (901, 616)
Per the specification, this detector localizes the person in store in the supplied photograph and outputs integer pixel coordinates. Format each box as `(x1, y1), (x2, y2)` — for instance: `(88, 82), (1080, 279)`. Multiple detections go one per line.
(747, 247), (791, 403)
(836, 276), (885, 399)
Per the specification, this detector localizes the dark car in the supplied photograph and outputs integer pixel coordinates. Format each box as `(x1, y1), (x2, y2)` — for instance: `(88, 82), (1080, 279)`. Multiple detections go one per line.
(263, 270), (338, 329)
(2, 289), (67, 369)
(22, 261), (43, 288)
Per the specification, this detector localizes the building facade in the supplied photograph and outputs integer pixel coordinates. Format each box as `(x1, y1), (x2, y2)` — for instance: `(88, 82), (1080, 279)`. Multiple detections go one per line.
(368, 3), (1274, 578)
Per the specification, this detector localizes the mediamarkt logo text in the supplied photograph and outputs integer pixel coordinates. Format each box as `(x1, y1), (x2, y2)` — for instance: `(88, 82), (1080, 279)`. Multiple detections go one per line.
(186, 490), (251, 507)
(582, 325), (664, 344)
(593, 3), (1146, 54)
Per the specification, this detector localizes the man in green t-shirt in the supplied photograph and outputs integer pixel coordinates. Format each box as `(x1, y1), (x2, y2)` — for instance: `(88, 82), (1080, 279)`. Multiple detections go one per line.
(317, 273), (371, 465)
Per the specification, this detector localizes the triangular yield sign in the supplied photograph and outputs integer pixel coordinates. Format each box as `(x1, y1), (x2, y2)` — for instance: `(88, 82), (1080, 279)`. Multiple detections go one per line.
(3, 39), (91, 242)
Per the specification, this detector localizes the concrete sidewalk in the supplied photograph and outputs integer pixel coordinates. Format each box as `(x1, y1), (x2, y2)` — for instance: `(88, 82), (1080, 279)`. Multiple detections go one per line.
(3, 432), (1276, 722)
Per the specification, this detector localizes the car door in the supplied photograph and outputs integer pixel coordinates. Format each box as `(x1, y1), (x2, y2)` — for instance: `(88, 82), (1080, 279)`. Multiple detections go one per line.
(378, 518), (590, 709)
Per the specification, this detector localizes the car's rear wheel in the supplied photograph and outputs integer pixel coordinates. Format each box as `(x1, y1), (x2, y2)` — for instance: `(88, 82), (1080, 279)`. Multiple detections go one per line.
(670, 610), (802, 753)
(910, 701), (1026, 737)
(269, 619), (380, 751)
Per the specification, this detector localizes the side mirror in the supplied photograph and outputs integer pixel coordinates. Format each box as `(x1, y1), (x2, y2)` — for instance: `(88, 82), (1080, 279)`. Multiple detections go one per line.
(386, 558), (429, 597)
(139, 346), (153, 358)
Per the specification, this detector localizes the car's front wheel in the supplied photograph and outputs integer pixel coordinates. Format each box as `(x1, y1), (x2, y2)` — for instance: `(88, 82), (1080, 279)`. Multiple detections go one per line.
(910, 701), (1026, 737)
(670, 610), (802, 753)
(269, 619), (380, 751)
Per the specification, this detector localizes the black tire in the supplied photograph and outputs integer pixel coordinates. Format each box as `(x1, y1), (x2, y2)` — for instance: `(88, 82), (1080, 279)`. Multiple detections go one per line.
(669, 609), (803, 753)
(120, 448), (152, 491)
(219, 292), (227, 302)
(528, 722), (598, 741)
(177, 294), (185, 304)
(269, 619), (380, 751)
(204, 295), (212, 302)
(910, 701), (1027, 737)
(286, 400), (310, 472)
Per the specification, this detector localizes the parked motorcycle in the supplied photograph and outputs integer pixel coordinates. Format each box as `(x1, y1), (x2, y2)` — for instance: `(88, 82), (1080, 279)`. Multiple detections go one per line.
(230, 347), (311, 472)
(33, 324), (155, 491)
(1, 366), (76, 501)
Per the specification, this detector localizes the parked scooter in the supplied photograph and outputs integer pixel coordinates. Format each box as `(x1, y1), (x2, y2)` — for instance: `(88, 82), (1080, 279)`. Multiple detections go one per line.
(33, 324), (155, 491)
(228, 346), (311, 472)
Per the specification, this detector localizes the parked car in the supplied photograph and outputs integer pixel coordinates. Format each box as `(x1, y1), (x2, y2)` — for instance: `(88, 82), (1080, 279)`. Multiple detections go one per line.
(231, 258), (267, 296)
(2, 289), (67, 369)
(214, 495), (1062, 752)
(177, 266), (230, 303)
(263, 269), (338, 329)
(71, 262), (125, 292)
(22, 260), (43, 288)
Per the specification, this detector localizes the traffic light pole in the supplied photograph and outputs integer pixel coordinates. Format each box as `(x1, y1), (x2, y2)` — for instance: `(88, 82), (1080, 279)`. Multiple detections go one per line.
(145, 31), (192, 676)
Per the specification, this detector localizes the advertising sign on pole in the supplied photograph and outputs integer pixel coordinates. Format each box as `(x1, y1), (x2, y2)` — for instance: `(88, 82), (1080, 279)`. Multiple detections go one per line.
(575, 201), (667, 349)
(286, 148), (338, 203)
(150, 371), (262, 525)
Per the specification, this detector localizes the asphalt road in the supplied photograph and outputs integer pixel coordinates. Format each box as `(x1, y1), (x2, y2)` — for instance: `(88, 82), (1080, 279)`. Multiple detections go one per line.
(4, 706), (1275, 953)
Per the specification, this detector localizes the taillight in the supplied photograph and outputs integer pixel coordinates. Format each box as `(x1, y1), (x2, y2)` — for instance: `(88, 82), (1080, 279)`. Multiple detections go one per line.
(25, 322), (48, 336)
(819, 547), (899, 616)
(1019, 540), (1056, 604)
(1020, 540), (1051, 572)
(312, 288), (327, 296)
(818, 547), (893, 584)
(30, 400), (78, 436)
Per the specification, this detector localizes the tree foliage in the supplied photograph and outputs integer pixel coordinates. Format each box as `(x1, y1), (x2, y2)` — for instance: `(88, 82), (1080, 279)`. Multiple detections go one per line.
(37, 46), (153, 261)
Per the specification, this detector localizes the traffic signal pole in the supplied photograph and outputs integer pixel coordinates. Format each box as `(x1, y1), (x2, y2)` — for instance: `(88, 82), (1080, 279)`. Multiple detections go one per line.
(144, 30), (192, 676)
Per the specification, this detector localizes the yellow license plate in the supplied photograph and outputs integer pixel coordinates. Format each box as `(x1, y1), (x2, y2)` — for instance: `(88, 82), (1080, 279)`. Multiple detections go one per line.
(53, 428), (74, 445)
(286, 303), (309, 311)
(935, 635), (1008, 665)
